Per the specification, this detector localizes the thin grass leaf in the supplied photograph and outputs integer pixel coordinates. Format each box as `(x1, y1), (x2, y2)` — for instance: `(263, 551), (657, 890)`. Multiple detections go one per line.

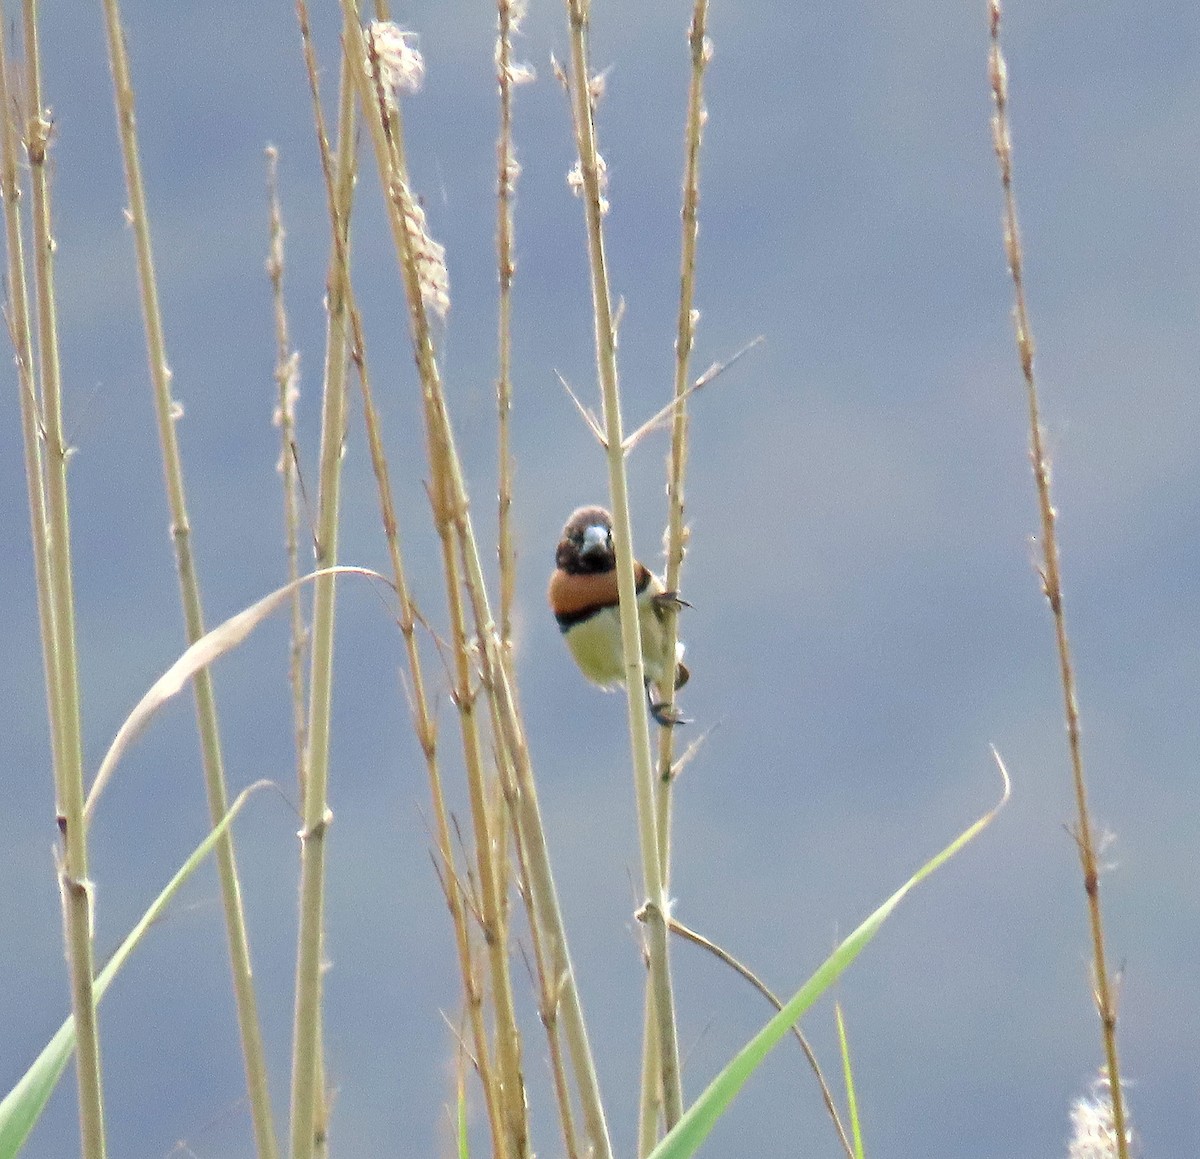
(646, 759), (1009, 1159)
(834, 1002), (864, 1159)
(621, 335), (763, 453)
(0, 781), (271, 1159)
(84, 566), (384, 822)
(457, 1067), (470, 1159)
(554, 369), (606, 446)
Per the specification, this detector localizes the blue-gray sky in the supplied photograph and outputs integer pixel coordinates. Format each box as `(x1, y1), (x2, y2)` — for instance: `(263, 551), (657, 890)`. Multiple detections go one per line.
(2, 1), (1197, 1156)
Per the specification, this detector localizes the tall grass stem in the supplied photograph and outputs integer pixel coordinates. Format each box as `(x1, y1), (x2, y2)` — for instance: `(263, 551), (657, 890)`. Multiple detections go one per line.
(496, 0), (520, 663)
(287, 39), (357, 1159)
(562, 0), (684, 1130)
(344, 9), (615, 1155)
(96, 1), (280, 1154)
(988, 5), (1128, 1153)
(640, 5), (711, 1146)
(20, 0), (108, 1152)
(264, 147), (311, 795)
(0, 13), (61, 807)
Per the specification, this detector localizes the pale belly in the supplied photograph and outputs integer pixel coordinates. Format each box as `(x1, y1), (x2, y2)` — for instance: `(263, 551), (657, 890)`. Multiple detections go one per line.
(564, 590), (679, 691)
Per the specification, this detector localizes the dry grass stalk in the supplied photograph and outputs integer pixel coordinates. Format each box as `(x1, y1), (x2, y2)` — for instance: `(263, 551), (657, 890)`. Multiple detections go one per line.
(342, 12), (536, 1159)
(264, 146), (311, 787)
(344, 8), (616, 1158)
(94, 0), (280, 1154)
(310, 63), (513, 1150)
(561, 0), (685, 1132)
(286, 32), (357, 1159)
(654, 0), (709, 821)
(15, 0), (109, 1152)
(0, 18), (61, 788)
(988, 5), (1128, 1154)
(636, 6), (712, 1148)
(434, 477), (530, 1159)
(495, 0), (527, 664)
(357, 18), (533, 1154)
(352, 336), (512, 1157)
(512, 837), (584, 1159)
(298, 16), (509, 1138)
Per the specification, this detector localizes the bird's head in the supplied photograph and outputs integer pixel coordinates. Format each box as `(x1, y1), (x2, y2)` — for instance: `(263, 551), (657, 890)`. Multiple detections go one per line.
(556, 506), (616, 574)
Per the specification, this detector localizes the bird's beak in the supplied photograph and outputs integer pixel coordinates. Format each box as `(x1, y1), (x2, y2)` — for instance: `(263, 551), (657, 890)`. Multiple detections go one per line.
(580, 523), (609, 558)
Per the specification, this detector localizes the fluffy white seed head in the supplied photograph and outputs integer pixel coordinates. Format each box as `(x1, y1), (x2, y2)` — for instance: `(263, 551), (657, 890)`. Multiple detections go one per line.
(1067, 1073), (1134, 1159)
(567, 152), (609, 216)
(367, 22), (425, 102)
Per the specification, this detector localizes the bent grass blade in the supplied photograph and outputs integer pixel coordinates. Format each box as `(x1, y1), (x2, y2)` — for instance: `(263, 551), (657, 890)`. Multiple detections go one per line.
(647, 758), (1009, 1159)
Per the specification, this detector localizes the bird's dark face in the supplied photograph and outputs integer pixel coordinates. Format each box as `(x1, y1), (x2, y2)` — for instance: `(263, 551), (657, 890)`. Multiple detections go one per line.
(556, 506), (616, 575)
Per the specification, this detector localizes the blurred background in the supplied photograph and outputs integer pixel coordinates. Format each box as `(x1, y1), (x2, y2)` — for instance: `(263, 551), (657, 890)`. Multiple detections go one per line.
(1, 0), (1196, 1155)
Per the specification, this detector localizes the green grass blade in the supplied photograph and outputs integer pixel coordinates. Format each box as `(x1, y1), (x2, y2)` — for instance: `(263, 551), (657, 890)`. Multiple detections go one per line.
(647, 764), (1008, 1159)
(456, 1069), (470, 1159)
(0, 781), (270, 1159)
(835, 1002), (864, 1159)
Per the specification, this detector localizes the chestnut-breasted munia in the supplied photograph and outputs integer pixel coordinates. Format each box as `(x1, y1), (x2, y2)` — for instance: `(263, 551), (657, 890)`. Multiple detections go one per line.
(548, 505), (689, 726)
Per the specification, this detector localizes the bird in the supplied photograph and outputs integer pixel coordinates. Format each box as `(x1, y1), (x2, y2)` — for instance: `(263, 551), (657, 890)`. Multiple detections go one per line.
(548, 505), (689, 726)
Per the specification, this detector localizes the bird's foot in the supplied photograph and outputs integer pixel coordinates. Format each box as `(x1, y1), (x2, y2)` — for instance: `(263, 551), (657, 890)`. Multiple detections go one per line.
(651, 590), (691, 612)
(649, 699), (691, 728)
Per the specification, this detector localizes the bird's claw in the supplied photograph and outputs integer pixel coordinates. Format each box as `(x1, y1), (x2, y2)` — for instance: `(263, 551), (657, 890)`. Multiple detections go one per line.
(650, 700), (691, 728)
(651, 590), (691, 612)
